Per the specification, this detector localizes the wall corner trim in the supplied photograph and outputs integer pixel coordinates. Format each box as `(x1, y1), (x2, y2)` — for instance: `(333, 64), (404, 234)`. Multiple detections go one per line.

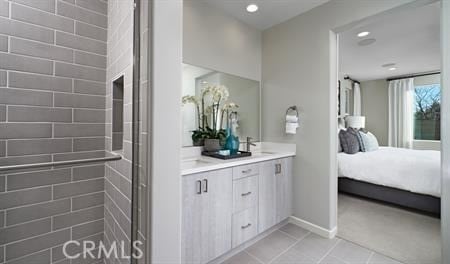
(289, 216), (337, 239)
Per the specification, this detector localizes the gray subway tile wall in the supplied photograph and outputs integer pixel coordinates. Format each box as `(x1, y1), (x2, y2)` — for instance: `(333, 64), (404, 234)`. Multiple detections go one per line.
(0, 106), (5, 122)
(10, 0), (56, 13)
(0, 0), (110, 263)
(6, 199), (71, 226)
(0, 35), (7, 52)
(10, 37), (74, 63)
(11, 3), (75, 33)
(75, 21), (108, 42)
(8, 71), (73, 92)
(0, 16), (55, 43)
(104, 1), (135, 262)
(0, 154), (52, 167)
(7, 106), (73, 123)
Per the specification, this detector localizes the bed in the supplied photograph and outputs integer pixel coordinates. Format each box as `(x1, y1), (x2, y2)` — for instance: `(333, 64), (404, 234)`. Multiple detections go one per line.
(338, 147), (441, 215)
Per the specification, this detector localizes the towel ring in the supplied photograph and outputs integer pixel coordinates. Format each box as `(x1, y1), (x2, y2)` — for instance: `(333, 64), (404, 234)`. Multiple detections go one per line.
(286, 106), (298, 117)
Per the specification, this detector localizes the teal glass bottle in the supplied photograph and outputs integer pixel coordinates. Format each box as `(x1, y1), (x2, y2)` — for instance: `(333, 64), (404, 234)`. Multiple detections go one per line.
(225, 128), (239, 155)
(225, 112), (240, 154)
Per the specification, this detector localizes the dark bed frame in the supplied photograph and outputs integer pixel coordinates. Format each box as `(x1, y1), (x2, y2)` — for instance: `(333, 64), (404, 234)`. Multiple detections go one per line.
(338, 177), (441, 216)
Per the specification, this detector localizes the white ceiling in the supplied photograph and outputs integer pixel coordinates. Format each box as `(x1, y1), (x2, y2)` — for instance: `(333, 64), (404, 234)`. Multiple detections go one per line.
(204, 0), (330, 30)
(339, 2), (440, 82)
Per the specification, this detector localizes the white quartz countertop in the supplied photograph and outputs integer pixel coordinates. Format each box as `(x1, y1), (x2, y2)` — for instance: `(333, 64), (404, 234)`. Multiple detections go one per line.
(181, 142), (296, 176)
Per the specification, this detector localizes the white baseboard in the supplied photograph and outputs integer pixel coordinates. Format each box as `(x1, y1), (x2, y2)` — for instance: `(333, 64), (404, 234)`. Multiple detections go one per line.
(289, 216), (337, 239)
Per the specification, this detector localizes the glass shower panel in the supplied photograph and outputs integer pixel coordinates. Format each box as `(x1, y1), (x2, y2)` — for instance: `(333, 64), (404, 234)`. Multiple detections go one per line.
(0, 0), (113, 263)
(132, 0), (150, 263)
(0, 0), (149, 263)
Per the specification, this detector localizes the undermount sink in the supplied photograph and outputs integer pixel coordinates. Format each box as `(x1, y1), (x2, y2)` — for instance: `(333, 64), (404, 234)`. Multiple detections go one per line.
(181, 158), (214, 170)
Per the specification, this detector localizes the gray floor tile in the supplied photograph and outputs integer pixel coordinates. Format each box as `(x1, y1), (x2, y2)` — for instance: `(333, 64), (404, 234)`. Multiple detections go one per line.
(291, 233), (340, 262)
(271, 246), (316, 264)
(245, 231), (296, 263)
(279, 224), (310, 240)
(328, 240), (372, 264)
(222, 251), (261, 264)
(368, 253), (402, 264)
(221, 227), (405, 264)
(319, 255), (347, 264)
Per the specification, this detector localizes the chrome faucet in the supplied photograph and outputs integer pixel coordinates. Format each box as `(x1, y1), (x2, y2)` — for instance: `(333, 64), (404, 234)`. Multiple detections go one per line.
(244, 137), (256, 152)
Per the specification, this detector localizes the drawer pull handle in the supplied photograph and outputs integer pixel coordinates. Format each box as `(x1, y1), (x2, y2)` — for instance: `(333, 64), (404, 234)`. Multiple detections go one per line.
(241, 192), (252, 197)
(196, 180), (202, 194)
(241, 223), (252, 229)
(202, 179), (208, 193)
(275, 164), (282, 174)
(242, 169), (252, 174)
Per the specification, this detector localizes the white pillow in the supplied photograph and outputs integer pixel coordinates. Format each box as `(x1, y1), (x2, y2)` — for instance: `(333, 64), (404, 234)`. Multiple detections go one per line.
(359, 131), (379, 152)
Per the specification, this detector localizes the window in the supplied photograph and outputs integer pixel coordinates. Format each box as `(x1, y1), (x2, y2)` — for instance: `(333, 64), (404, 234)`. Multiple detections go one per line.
(414, 84), (441, 140)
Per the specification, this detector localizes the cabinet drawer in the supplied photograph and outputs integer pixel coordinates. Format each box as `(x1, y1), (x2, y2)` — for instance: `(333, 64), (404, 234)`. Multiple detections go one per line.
(232, 207), (258, 248)
(233, 163), (259, 180)
(233, 176), (258, 213)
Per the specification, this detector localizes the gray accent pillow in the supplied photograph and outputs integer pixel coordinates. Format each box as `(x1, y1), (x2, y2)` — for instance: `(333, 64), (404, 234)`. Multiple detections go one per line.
(356, 129), (366, 152)
(339, 128), (360, 154)
(338, 129), (343, 152)
(359, 130), (379, 152)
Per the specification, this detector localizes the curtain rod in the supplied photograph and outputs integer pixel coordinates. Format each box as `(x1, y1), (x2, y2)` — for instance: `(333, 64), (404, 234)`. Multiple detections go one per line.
(344, 76), (360, 84)
(387, 71), (441, 82)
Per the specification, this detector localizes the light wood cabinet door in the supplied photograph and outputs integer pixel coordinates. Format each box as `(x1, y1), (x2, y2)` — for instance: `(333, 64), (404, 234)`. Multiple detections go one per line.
(276, 158), (293, 222)
(258, 160), (277, 233)
(182, 172), (209, 264)
(182, 169), (232, 264)
(205, 168), (233, 262)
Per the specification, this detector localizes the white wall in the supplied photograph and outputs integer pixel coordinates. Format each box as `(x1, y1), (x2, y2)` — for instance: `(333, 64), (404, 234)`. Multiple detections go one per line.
(183, 0), (262, 81)
(360, 79), (389, 146)
(415, 73), (441, 85)
(413, 140), (441, 150)
(441, 1), (450, 263)
(262, 0), (415, 232)
(151, 0), (182, 262)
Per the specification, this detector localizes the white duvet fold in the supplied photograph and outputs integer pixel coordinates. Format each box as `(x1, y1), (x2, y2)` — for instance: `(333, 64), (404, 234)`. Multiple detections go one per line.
(338, 147), (441, 197)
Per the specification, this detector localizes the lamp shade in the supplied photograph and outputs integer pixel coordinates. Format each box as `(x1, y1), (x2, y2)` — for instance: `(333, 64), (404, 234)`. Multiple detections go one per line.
(345, 116), (366, 129)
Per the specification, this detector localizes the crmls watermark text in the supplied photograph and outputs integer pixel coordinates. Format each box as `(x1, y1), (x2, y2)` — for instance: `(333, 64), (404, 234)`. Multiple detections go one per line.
(63, 240), (144, 260)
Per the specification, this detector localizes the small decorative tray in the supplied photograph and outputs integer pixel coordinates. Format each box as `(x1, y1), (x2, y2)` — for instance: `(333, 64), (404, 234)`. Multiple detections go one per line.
(202, 150), (252, 160)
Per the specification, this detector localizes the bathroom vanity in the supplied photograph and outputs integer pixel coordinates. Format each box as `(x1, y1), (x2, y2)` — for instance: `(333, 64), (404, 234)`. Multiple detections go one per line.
(180, 62), (295, 263)
(181, 143), (295, 264)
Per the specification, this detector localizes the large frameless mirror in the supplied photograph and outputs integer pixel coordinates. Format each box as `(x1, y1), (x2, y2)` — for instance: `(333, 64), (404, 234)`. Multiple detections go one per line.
(182, 64), (261, 147)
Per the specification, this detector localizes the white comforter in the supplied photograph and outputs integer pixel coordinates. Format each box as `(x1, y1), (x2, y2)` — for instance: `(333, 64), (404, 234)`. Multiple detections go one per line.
(338, 147), (441, 197)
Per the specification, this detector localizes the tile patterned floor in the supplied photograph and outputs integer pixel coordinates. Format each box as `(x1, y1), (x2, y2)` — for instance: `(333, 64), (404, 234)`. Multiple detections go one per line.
(222, 223), (403, 264)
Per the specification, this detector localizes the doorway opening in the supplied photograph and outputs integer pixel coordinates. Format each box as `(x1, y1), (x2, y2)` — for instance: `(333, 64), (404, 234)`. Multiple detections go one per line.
(334, 2), (442, 263)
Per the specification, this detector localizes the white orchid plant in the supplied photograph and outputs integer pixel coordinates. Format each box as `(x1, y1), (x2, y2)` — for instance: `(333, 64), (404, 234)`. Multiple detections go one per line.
(182, 83), (239, 145)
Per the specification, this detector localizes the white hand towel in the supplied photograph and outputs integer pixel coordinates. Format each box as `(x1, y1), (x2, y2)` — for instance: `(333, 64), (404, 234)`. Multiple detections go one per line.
(285, 114), (299, 134)
(286, 123), (297, 134)
(286, 115), (298, 123)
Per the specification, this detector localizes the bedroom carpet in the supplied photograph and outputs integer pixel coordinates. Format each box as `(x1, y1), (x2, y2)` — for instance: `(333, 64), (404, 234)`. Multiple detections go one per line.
(338, 194), (441, 264)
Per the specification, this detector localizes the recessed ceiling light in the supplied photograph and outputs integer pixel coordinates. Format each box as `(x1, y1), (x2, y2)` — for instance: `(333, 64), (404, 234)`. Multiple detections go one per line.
(382, 63), (396, 68)
(246, 4), (258, 13)
(389, 67), (397, 71)
(357, 31), (370, 37)
(358, 38), (376, 46)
